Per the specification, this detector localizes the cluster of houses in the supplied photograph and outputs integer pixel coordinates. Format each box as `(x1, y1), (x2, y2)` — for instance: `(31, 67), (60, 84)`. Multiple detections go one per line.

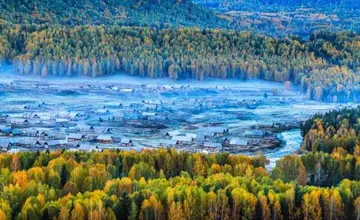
(0, 79), (299, 154)
(0, 100), (140, 152)
(159, 127), (268, 153)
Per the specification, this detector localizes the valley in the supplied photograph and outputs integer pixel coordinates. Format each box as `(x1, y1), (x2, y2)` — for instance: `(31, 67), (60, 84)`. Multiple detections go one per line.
(0, 73), (340, 166)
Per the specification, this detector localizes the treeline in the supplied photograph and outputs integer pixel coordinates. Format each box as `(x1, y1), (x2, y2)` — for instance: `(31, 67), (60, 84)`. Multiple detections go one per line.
(295, 106), (360, 186)
(1, 23), (360, 101)
(275, 150), (360, 186)
(1, 148), (360, 219)
(300, 106), (360, 153)
(273, 106), (360, 189)
(0, 0), (228, 28)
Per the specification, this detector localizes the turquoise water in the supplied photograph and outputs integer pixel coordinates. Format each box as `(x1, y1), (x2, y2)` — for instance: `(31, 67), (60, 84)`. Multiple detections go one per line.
(242, 129), (303, 168)
(268, 129), (303, 168)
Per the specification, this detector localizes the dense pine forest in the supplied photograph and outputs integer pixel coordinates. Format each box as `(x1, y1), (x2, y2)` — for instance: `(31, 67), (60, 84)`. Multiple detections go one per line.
(0, 148), (359, 220)
(296, 107), (360, 186)
(0, 0), (360, 102)
(301, 106), (360, 153)
(1, 22), (360, 102)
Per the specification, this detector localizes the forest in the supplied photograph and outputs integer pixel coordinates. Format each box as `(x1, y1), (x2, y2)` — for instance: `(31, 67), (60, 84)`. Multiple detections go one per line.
(194, 0), (360, 37)
(2, 0), (360, 219)
(1, 22), (360, 102)
(0, 105), (359, 219)
(0, 0), (228, 28)
(0, 0), (360, 102)
(301, 106), (360, 154)
(0, 147), (359, 220)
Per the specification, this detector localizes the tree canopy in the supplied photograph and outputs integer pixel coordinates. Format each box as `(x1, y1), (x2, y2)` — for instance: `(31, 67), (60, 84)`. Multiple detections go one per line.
(0, 148), (358, 219)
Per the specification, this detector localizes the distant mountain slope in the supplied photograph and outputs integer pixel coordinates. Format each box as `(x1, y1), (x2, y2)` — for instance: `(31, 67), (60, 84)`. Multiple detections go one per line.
(193, 0), (360, 37)
(194, 0), (360, 9)
(0, 0), (229, 28)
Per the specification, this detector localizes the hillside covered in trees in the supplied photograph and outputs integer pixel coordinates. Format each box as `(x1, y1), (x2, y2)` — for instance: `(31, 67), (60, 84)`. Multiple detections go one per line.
(268, 106), (360, 189)
(301, 106), (360, 153)
(1, 22), (360, 102)
(1, 148), (360, 219)
(0, 0), (229, 28)
(194, 0), (360, 37)
(1, 0), (360, 102)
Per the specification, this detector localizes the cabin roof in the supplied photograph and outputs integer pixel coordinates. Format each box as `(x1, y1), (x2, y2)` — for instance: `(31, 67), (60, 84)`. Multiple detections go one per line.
(113, 112), (125, 118)
(56, 118), (69, 123)
(159, 140), (178, 146)
(67, 133), (84, 139)
(76, 124), (93, 130)
(78, 144), (100, 151)
(45, 140), (67, 146)
(11, 119), (29, 124)
(97, 135), (113, 141)
(198, 126), (228, 133)
(172, 136), (193, 142)
(204, 142), (223, 150)
(17, 138), (38, 145)
(186, 133), (197, 139)
(142, 112), (157, 117)
(121, 137), (132, 144)
(230, 138), (248, 145)
(166, 130), (181, 137)
(69, 112), (82, 118)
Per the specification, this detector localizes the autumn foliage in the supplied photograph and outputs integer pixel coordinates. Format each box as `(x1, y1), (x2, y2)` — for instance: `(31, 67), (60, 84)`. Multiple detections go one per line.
(0, 148), (356, 219)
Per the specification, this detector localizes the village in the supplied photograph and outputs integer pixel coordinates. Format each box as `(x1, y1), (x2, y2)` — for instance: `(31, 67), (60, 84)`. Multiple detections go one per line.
(0, 78), (338, 155)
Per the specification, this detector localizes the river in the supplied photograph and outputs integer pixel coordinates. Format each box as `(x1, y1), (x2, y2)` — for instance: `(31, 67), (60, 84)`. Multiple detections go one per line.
(240, 129), (303, 168)
(270, 129), (303, 167)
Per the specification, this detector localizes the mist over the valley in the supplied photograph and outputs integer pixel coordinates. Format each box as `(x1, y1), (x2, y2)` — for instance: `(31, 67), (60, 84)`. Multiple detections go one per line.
(0, 67), (346, 168)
